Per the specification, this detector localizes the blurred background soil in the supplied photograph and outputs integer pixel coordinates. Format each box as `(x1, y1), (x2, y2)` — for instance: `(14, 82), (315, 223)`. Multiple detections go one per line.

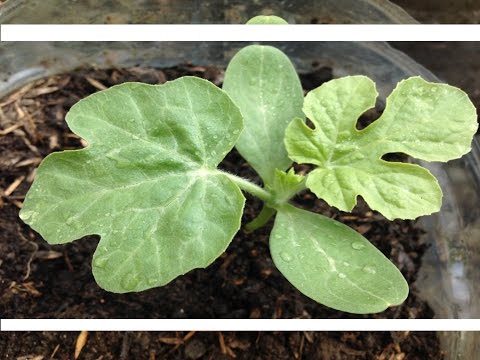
(391, 0), (480, 23)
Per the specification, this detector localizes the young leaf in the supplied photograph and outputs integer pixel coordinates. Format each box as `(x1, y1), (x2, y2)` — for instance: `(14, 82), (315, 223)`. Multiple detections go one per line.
(245, 169), (305, 232)
(223, 45), (304, 186)
(19, 77), (246, 293)
(246, 15), (288, 24)
(267, 168), (305, 204)
(285, 76), (478, 220)
(270, 204), (408, 314)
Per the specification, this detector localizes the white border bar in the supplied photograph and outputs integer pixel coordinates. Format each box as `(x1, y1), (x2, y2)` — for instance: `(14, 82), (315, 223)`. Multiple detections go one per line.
(1, 24), (480, 41)
(2, 319), (480, 331)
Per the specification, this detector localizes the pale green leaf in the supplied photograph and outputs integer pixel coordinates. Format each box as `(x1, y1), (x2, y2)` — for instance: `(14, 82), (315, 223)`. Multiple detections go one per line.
(20, 77), (245, 293)
(269, 168), (304, 194)
(223, 45), (304, 186)
(270, 204), (408, 314)
(285, 76), (478, 220)
(246, 15), (288, 24)
(267, 168), (305, 204)
(364, 77), (478, 161)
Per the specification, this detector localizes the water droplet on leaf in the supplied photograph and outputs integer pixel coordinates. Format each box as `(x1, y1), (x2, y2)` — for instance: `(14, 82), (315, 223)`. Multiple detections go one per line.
(93, 256), (108, 269)
(23, 210), (42, 223)
(350, 153), (365, 162)
(121, 273), (139, 291)
(351, 242), (366, 250)
(362, 265), (376, 274)
(338, 273), (347, 279)
(109, 238), (121, 249)
(280, 252), (292, 262)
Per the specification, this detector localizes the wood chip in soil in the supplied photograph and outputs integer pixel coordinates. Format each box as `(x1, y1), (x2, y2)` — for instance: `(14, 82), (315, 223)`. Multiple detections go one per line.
(0, 331), (444, 360)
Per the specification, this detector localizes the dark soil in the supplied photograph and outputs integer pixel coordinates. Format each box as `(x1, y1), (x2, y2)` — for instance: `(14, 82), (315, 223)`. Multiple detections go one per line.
(0, 331), (443, 360)
(0, 65), (442, 358)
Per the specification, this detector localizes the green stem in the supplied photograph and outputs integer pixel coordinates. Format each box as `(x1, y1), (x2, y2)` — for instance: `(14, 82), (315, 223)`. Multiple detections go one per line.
(222, 171), (308, 232)
(222, 172), (274, 203)
(245, 205), (276, 232)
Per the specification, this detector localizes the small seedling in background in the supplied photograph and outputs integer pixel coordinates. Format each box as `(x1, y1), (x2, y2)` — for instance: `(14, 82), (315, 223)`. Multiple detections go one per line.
(246, 15), (288, 24)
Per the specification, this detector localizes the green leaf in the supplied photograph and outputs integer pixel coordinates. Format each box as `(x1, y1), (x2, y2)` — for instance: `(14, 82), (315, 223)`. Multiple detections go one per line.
(19, 77), (245, 293)
(223, 45), (304, 186)
(267, 168), (305, 204)
(270, 204), (408, 314)
(270, 168), (304, 192)
(285, 76), (478, 220)
(246, 15), (288, 24)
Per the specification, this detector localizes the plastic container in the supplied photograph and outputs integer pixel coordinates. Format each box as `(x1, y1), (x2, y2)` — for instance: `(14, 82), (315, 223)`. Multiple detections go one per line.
(0, 1), (477, 359)
(392, 0), (480, 23)
(1, 40), (478, 360)
(0, 0), (416, 24)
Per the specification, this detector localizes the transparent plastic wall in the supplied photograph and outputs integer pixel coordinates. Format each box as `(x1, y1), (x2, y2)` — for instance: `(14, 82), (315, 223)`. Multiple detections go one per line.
(0, 0), (416, 24)
(0, 41), (479, 359)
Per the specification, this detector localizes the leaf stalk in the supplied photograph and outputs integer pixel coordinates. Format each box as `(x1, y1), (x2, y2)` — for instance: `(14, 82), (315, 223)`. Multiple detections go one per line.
(245, 205), (276, 232)
(222, 172), (274, 203)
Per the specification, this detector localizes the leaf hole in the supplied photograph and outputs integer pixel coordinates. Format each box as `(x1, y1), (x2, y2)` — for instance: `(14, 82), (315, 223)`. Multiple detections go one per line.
(305, 118), (315, 130)
(381, 152), (409, 162)
(355, 107), (384, 130)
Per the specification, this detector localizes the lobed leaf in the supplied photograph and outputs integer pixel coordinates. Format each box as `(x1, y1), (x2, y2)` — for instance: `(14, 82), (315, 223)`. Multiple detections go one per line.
(285, 76), (478, 220)
(20, 77), (246, 293)
(270, 204), (408, 314)
(223, 45), (304, 186)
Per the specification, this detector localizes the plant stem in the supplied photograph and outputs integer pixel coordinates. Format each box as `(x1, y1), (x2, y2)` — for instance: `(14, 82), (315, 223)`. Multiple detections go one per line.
(245, 205), (276, 232)
(222, 172), (274, 203)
